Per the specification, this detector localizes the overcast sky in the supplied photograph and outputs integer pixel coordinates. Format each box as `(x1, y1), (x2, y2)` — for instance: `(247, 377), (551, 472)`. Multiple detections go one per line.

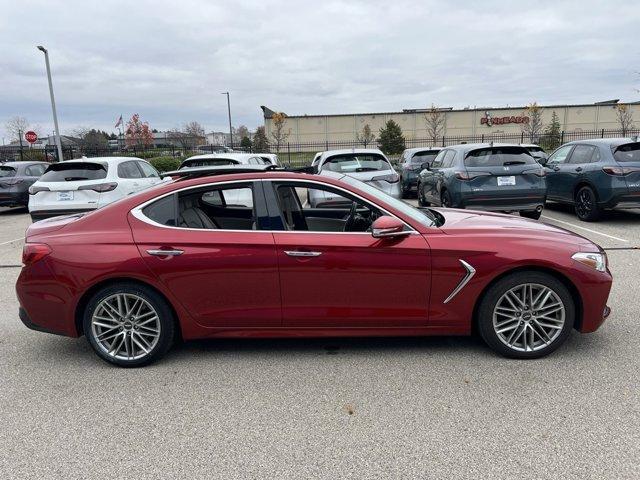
(1, 0), (639, 141)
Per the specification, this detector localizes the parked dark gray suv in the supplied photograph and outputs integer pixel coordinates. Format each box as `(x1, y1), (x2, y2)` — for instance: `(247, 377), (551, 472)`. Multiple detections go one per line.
(417, 143), (547, 219)
(0, 161), (48, 208)
(542, 138), (640, 221)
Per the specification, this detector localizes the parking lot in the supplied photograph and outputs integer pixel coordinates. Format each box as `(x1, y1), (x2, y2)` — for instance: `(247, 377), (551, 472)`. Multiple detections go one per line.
(0, 204), (638, 479)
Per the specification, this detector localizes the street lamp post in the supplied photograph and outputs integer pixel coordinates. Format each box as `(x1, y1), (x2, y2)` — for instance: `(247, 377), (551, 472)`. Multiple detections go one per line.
(37, 46), (64, 162)
(221, 92), (233, 148)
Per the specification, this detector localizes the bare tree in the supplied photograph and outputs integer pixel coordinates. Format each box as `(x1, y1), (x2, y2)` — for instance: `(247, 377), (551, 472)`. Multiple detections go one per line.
(424, 105), (445, 145)
(167, 128), (191, 148)
(270, 112), (290, 152)
(5, 116), (30, 142)
(521, 102), (543, 142)
(235, 125), (250, 140)
(356, 124), (376, 147)
(183, 121), (205, 143)
(615, 104), (635, 136)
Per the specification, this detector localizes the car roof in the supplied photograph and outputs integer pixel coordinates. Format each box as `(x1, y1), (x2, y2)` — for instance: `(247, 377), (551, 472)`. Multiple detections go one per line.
(65, 157), (148, 164)
(564, 137), (639, 147)
(444, 143), (531, 153)
(318, 148), (386, 157)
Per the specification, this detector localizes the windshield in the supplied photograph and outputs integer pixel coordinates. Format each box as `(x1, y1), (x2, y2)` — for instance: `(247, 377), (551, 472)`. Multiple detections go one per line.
(323, 154), (391, 173)
(411, 151), (439, 164)
(613, 143), (640, 163)
(465, 147), (536, 167)
(182, 158), (239, 168)
(340, 175), (436, 228)
(40, 162), (107, 182)
(0, 166), (16, 178)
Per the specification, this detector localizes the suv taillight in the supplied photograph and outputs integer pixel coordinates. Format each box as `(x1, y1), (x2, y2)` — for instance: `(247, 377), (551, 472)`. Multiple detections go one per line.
(523, 167), (547, 177)
(603, 166), (640, 176)
(371, 173), (399, 183)
(29, 185), (50, 195)
(22, 243), (51, 266)
(455, 171), (491, 180)
(78, 182), (118, 193)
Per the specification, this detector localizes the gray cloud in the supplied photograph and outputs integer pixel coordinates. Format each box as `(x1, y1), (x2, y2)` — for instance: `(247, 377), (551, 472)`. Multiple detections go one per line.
(1, 0), (639, 139)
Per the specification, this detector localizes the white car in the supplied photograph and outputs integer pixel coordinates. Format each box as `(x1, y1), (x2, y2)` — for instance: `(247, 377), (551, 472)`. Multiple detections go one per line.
(28, 157), (163, 221)
(309, 149), (401, 207)
(179, 153), (270, 169)
(254, 153), (281, 166)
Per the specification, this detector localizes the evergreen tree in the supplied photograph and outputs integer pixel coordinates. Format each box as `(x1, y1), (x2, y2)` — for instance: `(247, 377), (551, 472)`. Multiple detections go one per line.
(542, 111), (562, 151)
(378, 120), (405, 155)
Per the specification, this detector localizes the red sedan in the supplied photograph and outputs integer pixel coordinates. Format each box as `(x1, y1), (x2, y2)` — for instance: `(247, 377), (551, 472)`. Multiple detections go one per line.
(16, 166), (613, 367)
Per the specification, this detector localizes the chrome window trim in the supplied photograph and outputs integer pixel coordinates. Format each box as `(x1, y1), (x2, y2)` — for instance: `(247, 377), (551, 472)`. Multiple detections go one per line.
(443, 259), (476, 304)
(130, 177), (419, 235)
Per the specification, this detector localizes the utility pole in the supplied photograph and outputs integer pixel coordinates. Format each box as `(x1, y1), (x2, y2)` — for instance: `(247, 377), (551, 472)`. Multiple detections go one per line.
(221, 92), (233, 148)
(37, 46), (64, 162)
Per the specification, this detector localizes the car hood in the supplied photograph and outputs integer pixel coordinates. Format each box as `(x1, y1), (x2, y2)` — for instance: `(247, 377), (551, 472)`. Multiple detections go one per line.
(434, 207), (597, 248)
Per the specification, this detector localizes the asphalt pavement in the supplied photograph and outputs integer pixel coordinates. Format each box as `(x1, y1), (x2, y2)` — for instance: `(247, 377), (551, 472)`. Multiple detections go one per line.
(0, 204), (638, 479)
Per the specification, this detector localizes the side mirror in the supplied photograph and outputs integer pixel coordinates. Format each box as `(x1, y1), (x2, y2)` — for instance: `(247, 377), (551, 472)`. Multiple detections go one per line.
(421, 162), (431, 170)
(371, 216), (408, 239)
(536, 157), (548, 166)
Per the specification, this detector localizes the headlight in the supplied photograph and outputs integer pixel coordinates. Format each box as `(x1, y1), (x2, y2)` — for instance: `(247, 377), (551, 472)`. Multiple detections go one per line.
(571, 252), (607, 272)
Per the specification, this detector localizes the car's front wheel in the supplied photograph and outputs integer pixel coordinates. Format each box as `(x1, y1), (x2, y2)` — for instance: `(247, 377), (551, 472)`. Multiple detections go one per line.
(477, 271), (574, 359)
(83, 283), (175, 367)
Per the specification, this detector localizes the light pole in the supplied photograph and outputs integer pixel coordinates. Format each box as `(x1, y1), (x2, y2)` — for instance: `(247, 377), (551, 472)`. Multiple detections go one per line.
(37, 46), (64, 162)
(221, 92), (233, 148)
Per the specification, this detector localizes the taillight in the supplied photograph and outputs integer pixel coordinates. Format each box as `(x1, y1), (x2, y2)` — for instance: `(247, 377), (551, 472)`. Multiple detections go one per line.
(78, 182), (118, 193)
(22, 243), (52, 266)
(371, 173), (399, 183)
(29, 185), (50, 195)
(523, 167), (547, 177)
(455, 171), (491, 180)
(603, 166), (640, 176)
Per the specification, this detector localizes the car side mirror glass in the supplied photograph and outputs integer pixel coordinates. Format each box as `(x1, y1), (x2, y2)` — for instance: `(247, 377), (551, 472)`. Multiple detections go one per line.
(371, 216), (408, 239)
(421, 162), (430, 170)
(537, 157), (548, 166)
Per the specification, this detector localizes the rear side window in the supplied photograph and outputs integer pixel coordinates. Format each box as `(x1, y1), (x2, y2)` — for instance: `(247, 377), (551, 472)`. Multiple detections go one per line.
(142, 194), (176, 226)
(614, 143), (640, 163)
(118, 161), (144, 179)
(0, 166), (16, 178)
(25, 164), (46, 176)
(465, 147), (535, 167)
(138, 162), (159, 178)
(569, 145), (598, 164)
(181, 158), (239, 168)
(411, 151), (439, 164)
(441, 150), (456, 168)
(40, 162), (107, 182)
(323, 154), (390, 173)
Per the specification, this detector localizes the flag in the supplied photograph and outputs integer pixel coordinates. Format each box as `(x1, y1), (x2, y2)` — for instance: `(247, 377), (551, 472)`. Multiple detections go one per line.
(114, 115), (123, 128)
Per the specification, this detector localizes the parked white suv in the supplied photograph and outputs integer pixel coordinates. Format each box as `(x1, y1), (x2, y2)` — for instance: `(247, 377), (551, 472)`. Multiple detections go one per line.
(28, 157), (163, 221)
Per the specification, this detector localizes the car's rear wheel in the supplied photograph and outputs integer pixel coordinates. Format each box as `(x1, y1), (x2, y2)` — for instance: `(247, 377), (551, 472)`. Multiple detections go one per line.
(477, 271), (574, 359)
(83, 283), (175, 367)
(520, 209), (542, 220)
(441, 189), (453, 208)
(418, 182), (429, 206)
(574, 186), (601, 222)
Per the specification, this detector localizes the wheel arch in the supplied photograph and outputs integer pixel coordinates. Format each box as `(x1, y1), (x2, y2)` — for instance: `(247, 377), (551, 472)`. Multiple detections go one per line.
(74, 277), (183, 340)
(573, 180), (600, 202)
(471, 265), (584, 333)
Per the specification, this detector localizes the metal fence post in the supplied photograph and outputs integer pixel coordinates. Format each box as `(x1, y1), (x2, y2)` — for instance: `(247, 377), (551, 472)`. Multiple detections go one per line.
(441, 135), (445, 147)
(287, 143), (291, 166)
(561, 131), (565, 144)
(601, 129), (604, 138)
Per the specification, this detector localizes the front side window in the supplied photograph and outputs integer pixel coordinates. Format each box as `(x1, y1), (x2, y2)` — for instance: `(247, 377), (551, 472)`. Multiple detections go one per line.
(547, 145), (573, 165)
(430, 150), (446, 168)
(273, 182), (383, 232)
(322, 153), (391, 173)
(118, 161), (144, 179)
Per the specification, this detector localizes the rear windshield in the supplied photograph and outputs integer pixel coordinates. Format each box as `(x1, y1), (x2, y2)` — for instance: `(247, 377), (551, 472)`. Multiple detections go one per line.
(40, 162), (107, 182)
(613, 143), (640, 163)
(0, 166), (16, 178)
(464, 147), (536, 167)
(323, 154), (390, 173)
(181, 158), (239, 168)
(411, 151), (439, 164)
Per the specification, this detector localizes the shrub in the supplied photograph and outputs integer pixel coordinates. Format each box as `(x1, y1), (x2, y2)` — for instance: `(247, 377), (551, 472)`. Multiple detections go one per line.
(148, 156), (181, 172)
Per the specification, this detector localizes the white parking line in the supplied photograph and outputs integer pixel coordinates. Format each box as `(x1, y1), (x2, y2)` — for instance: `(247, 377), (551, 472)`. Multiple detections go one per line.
(541, 215), (628, 243)
(0, 237), (24, 246)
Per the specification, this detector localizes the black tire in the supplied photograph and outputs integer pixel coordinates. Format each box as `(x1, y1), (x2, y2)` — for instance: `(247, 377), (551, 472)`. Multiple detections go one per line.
(417, 182), (430, 206)
(519, 209), (542, 220)
(574, 186), (601, 222)
(83, 282), (175, 367)
(477, 271), (575, 359)
(441, 189), (453, 208)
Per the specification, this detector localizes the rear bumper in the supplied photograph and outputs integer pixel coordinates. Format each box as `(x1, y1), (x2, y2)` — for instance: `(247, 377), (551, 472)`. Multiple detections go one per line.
(0, 191), (28, 207)
(459, 193), (547, 212)
(599, 191), (640, 209)
(401, 172), (419, 190)
(30, 208), (96, 221)
(19, 307), (67, 336)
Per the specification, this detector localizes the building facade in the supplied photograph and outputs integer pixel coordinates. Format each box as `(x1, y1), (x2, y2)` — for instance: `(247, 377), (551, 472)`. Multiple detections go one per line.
(262, 100), (640, 144)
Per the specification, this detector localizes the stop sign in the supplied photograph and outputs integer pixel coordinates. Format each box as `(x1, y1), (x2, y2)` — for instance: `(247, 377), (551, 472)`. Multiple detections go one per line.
(24, 131), (38, 144)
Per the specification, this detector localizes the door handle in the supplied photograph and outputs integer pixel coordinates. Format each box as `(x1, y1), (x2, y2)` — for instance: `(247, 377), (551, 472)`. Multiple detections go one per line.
(575, 167), (583, 172)
(284, 250), (322, 257)
(147, 249), (184, 256)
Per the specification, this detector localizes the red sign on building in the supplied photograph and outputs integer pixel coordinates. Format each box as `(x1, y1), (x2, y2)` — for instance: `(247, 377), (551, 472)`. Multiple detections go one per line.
(480, 112), (529, 127)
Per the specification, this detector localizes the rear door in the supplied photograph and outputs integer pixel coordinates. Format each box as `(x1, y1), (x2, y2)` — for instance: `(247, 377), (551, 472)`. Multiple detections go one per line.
(130, 180), (281, 328)
(265, 180), (431, 328)
(117, 160), (146, 193)
(545, 145), (574, 199)
(421, 150), (447, 202)
(137, 161), (163, 188)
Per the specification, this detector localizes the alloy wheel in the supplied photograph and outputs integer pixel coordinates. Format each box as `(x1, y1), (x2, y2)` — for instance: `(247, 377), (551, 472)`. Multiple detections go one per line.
(492, 283), (565, 352)
(90, 293), (161, 361)
(575, 189), (593, 218)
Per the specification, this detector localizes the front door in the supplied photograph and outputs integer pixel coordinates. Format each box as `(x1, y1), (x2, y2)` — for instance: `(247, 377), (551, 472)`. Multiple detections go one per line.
(265, 180), (431, 328)
(545, 145), (574, 200)
(130, 181), (281, 328)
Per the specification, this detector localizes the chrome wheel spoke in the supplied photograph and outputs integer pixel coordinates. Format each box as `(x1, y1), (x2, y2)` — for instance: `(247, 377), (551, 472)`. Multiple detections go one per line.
(91, 293), (161, 361)
(493, 283), (565, 352)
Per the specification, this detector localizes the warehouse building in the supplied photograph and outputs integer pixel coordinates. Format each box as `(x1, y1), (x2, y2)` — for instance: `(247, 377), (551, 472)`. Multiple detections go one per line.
(262, 100), (640, 144)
